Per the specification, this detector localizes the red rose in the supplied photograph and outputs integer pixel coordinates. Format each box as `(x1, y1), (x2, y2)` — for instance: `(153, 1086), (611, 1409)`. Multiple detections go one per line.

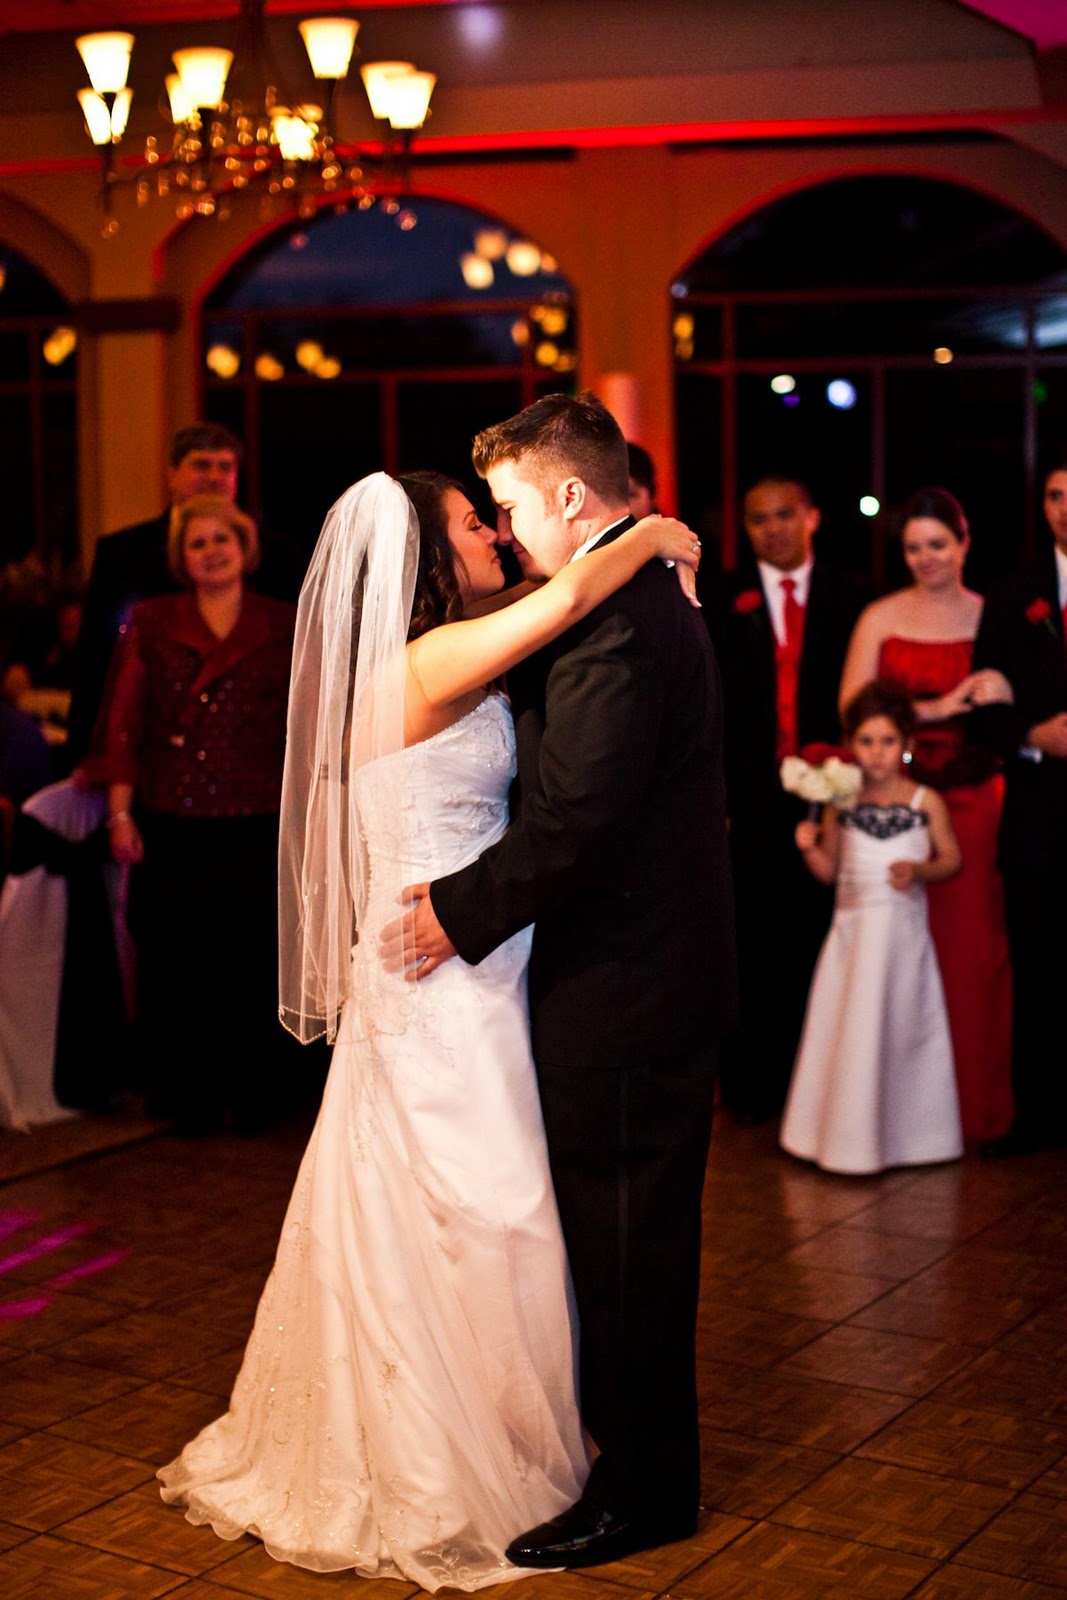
(800, 742), (854, 766)
(733, 588), (763, 615)
(1026, 597), (1052, 624)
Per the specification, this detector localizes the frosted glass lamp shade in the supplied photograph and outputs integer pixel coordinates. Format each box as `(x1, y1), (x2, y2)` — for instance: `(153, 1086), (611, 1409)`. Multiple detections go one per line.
(76, 32), (134, 95)
(165, 72), (198, 124)
(172, 47), (233, 111)
(382, 70), (435, 130)
(360, 62), (414, 119)
(109, 87), (133, 140)
(78, 88), (114, 145)
(299, 18), (359, 79)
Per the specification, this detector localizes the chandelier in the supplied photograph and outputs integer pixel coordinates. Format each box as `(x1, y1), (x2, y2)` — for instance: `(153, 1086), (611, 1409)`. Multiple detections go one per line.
(75, 2), (436, 233)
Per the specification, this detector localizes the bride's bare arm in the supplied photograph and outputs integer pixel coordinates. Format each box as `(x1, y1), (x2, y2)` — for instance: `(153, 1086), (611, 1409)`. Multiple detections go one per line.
(408, 517), (700, 712)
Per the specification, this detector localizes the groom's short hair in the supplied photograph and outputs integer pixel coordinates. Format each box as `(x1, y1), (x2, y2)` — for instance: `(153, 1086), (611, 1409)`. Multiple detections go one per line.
(472, 391), (629, 505)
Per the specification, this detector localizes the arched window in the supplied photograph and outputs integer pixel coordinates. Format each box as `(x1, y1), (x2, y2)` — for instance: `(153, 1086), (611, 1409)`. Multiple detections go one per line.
(200, 197), (575, 543)
(0, 245), (78, 567)
(674, 175), (1067, 583)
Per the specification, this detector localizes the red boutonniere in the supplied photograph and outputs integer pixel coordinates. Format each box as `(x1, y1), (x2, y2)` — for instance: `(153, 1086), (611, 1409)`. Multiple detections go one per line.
(1025, 597), (1059, 639)
(733, 588), (763, 615)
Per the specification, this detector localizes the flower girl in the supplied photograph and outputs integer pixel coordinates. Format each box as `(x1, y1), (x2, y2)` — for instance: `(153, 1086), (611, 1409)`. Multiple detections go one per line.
(780, 681), (964, 1174)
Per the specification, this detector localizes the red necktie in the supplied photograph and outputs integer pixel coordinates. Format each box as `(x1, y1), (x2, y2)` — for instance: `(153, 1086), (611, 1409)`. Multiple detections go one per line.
(776, 577), (805, 762)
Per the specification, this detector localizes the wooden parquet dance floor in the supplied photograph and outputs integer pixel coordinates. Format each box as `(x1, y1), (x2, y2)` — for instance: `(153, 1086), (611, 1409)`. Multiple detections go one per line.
(0, 1109), (1064, 1598)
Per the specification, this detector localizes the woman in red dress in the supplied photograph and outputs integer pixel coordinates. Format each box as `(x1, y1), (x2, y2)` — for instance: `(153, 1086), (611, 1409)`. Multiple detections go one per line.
(839, 487), (1014, 1144)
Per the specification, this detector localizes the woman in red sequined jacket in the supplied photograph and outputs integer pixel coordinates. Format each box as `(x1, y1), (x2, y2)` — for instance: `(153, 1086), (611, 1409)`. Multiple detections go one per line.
(88, 495), (296, 1132)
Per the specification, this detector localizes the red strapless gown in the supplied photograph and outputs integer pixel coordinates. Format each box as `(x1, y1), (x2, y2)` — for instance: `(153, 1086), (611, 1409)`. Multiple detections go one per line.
(877, 637), (1013, 1142)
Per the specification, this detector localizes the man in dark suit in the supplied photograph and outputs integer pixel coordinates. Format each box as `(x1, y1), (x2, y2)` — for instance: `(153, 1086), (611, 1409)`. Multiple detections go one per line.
(708, 476), (870, 1124)
(390, 393), (736, 1567)
(970, 458), (1067, 1155)
(67, 424), (243, 764)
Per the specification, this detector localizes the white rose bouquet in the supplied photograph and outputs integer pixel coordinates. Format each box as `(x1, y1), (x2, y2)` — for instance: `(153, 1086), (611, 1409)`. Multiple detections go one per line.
(780, 743), (862, 814)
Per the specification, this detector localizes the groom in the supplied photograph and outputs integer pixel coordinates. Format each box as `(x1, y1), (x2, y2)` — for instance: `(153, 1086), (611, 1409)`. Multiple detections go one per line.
(392, 392), (736, 1566)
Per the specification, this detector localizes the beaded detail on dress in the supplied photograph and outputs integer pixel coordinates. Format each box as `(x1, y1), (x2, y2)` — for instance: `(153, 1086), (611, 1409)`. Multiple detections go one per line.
(842, 802), (929, 841)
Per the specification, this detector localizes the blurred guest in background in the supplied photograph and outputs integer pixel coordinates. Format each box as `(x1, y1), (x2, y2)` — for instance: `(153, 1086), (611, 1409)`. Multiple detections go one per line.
(969, 458), (1067, 1155)
(839, 486), (1014, 1145)
(68, 424), (244, 765)
(87, 495), (296, 1134)
(627, 442), (659, 519)
(708, 474), (870, 1123)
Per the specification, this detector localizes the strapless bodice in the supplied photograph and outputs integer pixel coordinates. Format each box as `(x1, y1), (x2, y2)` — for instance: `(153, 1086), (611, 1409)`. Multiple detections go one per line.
(356, 693), (515, 887)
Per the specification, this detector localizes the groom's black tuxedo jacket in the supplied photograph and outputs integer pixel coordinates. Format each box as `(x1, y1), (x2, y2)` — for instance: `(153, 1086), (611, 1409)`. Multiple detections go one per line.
(431, 521), (737, 1068)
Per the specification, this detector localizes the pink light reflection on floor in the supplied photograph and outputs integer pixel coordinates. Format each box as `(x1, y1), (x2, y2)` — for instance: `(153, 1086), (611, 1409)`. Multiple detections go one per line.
(0, 1294), (53, 1320)
(0, 1220), (93, 1275)
(0, 1209), (40, 1241)
(49, 1247), (130, 1287)
(0, 1215), (131, 1320)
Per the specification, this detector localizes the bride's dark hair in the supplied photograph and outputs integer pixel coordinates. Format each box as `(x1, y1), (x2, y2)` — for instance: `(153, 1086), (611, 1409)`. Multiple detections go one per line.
(397, 471), (471, 640)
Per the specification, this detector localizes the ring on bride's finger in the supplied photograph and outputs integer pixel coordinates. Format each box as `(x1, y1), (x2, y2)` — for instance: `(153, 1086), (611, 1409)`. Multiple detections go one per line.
(691, 541), (701, 555)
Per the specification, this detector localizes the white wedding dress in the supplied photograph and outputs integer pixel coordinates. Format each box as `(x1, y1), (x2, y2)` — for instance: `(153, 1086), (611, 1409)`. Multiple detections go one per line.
(159, 694), (587, 1590)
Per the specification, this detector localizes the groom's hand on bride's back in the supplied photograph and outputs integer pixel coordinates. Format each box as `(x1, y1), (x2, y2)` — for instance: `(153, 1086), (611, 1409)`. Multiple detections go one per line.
(379, 883), (458, 979)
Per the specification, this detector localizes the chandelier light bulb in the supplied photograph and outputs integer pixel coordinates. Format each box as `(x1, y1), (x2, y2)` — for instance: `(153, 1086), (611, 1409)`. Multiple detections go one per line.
(77, 88), (115, 146)
(110, 88), (133, 141)
(273, 112), (318, 162)
(299, 18), (359, 80)
(382, 70), (436, 130)
(76, 32), (134, 95)
(360, 62), (415, 120)
(165, 72), (198, 125)
(172, 47), (233, 111)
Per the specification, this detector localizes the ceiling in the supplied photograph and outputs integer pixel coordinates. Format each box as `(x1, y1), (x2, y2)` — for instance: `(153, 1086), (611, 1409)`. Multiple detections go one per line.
(0, 0), (455, 28)
(0, 0), (1060, 44)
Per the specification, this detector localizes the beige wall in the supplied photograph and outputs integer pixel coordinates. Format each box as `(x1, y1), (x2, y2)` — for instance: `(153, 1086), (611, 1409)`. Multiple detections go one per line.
(3, 128), (1067, 562)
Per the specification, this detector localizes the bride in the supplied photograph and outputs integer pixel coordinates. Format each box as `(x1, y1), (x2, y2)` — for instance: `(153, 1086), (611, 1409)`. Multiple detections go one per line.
(157, 470), (702, 1591)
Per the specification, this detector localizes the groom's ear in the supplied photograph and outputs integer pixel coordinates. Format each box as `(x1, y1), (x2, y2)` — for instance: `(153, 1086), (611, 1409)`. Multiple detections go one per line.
(559, 476), (587, 521)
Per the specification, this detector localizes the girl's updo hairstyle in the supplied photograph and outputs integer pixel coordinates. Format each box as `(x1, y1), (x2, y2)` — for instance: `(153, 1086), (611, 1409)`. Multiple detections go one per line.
(899, 485), (968, 543)
(842, 679), (917, 743)
(397, 471), (469, 641)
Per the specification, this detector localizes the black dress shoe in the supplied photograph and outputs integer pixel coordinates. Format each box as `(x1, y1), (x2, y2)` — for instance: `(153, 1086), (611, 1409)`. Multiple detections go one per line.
(505, 1498), (694, 1569)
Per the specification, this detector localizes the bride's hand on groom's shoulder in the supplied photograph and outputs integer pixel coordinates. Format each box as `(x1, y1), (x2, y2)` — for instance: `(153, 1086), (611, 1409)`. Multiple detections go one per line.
(379, 883), (458, 979)
(634, 515), (703, 608)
